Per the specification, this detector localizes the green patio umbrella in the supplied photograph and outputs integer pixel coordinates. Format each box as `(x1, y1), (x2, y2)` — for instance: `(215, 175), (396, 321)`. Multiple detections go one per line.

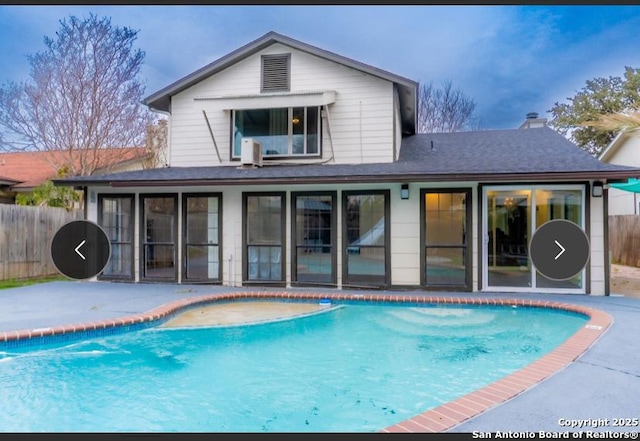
(610, 178), (640, 193)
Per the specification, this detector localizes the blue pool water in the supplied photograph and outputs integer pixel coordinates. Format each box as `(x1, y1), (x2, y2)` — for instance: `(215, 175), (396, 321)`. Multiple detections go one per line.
(0, 302), (587, 432)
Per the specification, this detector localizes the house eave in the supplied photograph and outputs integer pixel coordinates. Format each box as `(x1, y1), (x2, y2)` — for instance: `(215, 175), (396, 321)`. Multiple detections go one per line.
(59, 170), (640, 189)
(598, 130), (630, 162)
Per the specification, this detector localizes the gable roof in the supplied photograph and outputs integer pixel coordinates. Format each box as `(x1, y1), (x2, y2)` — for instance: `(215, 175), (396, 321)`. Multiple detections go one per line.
(54, 127), (640, 188)
(598, 130), (631, 163)
(143, 31), (418, 134)
(0, 148), (150, 190)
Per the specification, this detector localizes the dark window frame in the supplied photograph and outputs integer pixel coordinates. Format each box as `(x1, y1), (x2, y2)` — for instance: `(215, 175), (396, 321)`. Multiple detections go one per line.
(242, 191), (287, 286)
(182, 192), (223, 284)
(291, 191), (337, 287)
(97, 193), (135, 281)
(139, 194), (178, 282)
(420, 188), (473, 291)
(341, 189), (391, 288)
(231, 106), (322, 161)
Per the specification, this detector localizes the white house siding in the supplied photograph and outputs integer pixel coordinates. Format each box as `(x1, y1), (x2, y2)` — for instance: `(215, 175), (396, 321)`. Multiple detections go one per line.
(601, 134), (640, 215)
(589, 194), (606, 295)
(609, 188), (636, 215)
(168, 43), (395, 167)
(389, 182), (420, 286)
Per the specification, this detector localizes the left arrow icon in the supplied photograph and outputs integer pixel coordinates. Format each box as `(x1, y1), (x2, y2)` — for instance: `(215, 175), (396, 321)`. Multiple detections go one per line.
(75, 239), (86, 260)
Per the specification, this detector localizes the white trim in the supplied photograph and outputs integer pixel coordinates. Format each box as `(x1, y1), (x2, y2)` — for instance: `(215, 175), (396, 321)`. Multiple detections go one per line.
(196, 90), (336, 110)
(598, 130), (628, 162)
(481, 184), (586, 294)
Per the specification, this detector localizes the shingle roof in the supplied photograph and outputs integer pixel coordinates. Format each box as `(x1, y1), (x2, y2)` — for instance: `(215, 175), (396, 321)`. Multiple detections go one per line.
(53, 127), (640, 188)
(396, 126), (626, 173)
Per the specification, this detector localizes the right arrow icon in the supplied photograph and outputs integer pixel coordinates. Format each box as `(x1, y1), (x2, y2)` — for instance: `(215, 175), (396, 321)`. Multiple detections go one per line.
(554, 240), (565, 260)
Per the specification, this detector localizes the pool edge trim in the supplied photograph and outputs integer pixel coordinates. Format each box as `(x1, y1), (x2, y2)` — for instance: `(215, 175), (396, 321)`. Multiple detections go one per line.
(0, 292), (611, 433)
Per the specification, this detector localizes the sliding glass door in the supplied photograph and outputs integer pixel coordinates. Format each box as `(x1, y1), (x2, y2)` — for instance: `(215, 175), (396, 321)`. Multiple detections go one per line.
(483, 185), (585, 291)
(486, 189), (532, 288)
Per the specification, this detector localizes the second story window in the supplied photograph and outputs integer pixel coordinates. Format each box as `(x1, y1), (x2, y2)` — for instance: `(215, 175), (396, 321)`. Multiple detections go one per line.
(232, 107), (320, 159)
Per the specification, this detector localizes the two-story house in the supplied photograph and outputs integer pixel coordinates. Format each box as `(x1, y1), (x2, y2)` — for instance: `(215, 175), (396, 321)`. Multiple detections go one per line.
(55, 31), (640, 295)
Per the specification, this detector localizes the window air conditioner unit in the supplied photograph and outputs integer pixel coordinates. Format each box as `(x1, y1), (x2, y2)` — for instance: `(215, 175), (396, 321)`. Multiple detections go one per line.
(240, 138), (262, 167)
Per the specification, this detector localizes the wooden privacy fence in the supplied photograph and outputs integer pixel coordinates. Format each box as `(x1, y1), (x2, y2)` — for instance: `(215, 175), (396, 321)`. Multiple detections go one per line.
(609, 215), (640, 267)
(0, 205), (82, 280)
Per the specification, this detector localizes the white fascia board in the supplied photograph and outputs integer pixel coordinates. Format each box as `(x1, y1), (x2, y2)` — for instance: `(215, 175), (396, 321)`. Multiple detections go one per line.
(195, 90), (336, 110)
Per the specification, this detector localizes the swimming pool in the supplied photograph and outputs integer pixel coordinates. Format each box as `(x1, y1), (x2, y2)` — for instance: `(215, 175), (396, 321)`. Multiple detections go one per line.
(0, 299), (590, 433)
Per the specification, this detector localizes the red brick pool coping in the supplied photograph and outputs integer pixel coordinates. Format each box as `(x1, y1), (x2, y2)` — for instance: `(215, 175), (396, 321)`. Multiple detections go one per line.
(0, 292), (612, 433)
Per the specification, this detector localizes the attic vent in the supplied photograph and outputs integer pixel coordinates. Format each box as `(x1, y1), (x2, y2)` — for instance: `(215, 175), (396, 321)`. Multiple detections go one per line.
(261, 54), (290, 92)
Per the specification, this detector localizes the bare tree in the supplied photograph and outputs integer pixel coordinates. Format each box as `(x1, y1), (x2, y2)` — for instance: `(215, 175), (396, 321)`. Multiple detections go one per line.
(0, 14), (155, 176)
(143, 118), (169, 169)
(417, 80), (478, 133)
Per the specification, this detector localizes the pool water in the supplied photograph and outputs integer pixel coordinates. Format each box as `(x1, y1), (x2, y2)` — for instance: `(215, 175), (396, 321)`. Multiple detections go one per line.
(0, 303), (587, 432)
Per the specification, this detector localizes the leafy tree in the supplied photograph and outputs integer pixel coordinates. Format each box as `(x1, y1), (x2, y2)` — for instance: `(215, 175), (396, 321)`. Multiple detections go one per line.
(15, 167), (81, 210)
(417, 80), (478, 133)
(0, 14), (155, 175)
(547, 66), (640, 156)
(15, 180), (81, 210)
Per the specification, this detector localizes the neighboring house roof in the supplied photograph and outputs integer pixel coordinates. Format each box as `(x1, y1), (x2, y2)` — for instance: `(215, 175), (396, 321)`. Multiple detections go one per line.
(54, 127), (640, 188)
(0, 148), (150, 190)
(143, 31), (418, 135)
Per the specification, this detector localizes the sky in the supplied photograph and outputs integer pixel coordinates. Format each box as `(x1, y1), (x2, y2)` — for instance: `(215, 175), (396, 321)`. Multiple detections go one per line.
(1, 5), (640, 130)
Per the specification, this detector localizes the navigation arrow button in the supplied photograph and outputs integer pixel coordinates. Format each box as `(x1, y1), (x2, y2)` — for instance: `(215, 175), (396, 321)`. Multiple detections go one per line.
(529, 219), (590, 281)
(51, 220), (111, 280)
(554, 240), (565, 260)
(74, 239), (86, 260)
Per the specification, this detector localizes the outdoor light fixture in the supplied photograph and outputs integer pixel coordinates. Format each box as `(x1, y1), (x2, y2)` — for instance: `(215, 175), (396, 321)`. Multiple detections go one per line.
(400, 184), (409, 200)
(592, 181), (604, 198)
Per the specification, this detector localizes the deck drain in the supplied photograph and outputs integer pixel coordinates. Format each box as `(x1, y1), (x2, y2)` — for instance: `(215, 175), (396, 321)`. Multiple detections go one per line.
(585, 324), (603, 330)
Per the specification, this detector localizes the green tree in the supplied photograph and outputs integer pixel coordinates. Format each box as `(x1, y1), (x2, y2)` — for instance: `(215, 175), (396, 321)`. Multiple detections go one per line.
(0, 14), (154, 175)
(548, 66), (640, 156)
(15, 180), (81, 210)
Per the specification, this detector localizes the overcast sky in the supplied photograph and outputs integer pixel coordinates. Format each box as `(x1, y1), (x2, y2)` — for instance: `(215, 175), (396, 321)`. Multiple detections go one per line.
(1, 5), (640, 130)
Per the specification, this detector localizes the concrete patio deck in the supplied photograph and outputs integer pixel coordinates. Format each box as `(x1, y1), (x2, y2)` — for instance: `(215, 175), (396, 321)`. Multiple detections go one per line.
(1, 280), (639, 434)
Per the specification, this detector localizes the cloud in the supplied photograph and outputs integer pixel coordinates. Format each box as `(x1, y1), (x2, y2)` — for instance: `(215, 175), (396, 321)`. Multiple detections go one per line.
(2, 5), (640, 130)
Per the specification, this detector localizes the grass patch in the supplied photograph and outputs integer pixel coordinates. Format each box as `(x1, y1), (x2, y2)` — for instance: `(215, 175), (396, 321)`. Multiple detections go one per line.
(0, 275), (67, 290)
